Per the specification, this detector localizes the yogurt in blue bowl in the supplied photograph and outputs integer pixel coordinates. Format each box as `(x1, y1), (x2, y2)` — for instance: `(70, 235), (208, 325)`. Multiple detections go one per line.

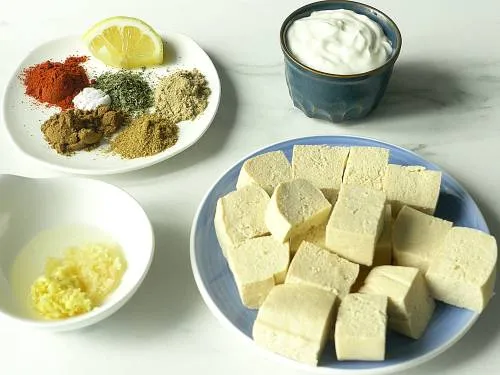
(280, 1), (402, 122)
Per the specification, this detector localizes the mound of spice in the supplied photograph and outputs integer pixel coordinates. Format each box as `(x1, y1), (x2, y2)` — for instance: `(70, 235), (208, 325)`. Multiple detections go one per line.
(22, 56), (91, 110)
(41, 106), (125, 155)
(154, 69), (211, 124)
(110, 113), (179, 159)
(93, 71), (153, 115)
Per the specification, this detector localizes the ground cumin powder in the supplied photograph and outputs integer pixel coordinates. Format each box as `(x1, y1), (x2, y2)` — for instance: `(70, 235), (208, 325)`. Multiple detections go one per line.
(110, 114), (179, 159)
(154, 69), (210, 123)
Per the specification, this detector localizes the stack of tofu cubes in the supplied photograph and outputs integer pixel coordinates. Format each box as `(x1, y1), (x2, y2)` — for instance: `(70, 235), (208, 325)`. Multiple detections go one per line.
(214, 145), (497, 366)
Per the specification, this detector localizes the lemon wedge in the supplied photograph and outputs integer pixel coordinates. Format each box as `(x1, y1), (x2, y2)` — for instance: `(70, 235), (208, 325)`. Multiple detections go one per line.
(82, 16), (164, 69)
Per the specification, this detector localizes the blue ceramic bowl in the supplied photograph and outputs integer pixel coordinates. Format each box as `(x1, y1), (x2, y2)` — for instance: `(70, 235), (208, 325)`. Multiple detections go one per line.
(191, 136), (485, 374)
(280, 1), (402, 122)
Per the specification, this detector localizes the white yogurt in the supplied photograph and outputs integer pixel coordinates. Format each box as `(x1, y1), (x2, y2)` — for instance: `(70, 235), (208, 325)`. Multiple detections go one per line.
(73, 87), (111, 111)
(286, 9), (392, 75)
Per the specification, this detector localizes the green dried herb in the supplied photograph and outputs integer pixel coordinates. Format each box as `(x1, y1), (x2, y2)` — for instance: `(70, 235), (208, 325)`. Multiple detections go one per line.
(93, 71), (153, 115)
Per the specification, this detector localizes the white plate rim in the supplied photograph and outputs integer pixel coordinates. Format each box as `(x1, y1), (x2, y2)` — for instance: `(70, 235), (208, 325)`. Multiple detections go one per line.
(189, 134), (483, 374)
(1, 33), (221, 176)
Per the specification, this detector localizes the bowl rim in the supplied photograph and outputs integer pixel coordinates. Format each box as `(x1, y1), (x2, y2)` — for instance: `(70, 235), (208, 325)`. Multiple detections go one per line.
(190, 134), (484, 374)
(0, 175), (156, 330)
(279, 0), (403, 79)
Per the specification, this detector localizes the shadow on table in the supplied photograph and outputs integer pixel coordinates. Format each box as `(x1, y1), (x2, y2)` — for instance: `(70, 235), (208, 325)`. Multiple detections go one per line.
(103, 52), (238, 184)
(373, 61), (467, 118)
(307, 61), (472, 127)
(82, 221), (201, 338)
(338, 61), (480, 127)
(404, 188), (500, 374)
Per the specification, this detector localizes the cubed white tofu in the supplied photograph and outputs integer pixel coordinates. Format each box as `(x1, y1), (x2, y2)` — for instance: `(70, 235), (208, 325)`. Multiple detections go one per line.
(351, 205), (394, 292)
(266, 179), (332, 243)
(285, 241), (359, 300)
(214, 184), (270, 257)
(426, 227), (497, 312)
(383, 164), (442, 215)
(292, 145), (350, 202)
(335, 293), (387, 361)
(359, 266), (435, 339)
(236, 151), (292, 195)
(393, 205), (452, 273)
(342, 146), (389, 191)
(253, 284), (337, 366)
(325, 184), (386, 266)
(227, 236), (289, 309)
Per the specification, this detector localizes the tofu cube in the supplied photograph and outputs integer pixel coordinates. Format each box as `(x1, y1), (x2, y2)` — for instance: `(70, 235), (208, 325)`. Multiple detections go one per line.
(426, 227), (497, 312)
(359, 266), (435, 339)
(285, 241), (359, 300)
(325, 184), (386, 266)
(292, 145), (350, 202)
(253, 284), (337, 366)
(393, 205), (452, 273)
(351, 205), (394, 292)
(214, 184), (270, 257)
(335, 293), (388, 361)
(227, 236), (289, 309)
(266, 179), (332, 243)
(383, 164), (442, 215)
(342, 146), (389, 191)
(236, 151), (292, 195)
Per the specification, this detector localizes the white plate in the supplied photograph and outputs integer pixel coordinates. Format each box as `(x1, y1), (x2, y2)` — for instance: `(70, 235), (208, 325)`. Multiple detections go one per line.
(2, 33), (221, 175)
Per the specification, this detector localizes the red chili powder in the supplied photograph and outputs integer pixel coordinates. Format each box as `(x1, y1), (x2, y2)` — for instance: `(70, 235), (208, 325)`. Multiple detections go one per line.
(22, 56), (91, 110)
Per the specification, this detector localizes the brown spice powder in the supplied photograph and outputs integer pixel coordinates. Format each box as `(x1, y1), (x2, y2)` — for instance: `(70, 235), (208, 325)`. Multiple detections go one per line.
(41, 106), (125, 155)
(110, 114), (179, 159)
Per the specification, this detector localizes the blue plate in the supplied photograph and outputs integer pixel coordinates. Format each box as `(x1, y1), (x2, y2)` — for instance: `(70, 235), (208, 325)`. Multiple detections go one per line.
(190, 136), (486, 374)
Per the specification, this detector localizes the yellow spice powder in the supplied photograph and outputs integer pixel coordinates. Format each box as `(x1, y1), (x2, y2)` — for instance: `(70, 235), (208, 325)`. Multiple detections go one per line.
(30, 243), (127, 319)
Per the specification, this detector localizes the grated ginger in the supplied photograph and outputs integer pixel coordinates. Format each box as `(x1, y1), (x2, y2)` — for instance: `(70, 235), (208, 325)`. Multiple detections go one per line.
(30, 243), (127, 319)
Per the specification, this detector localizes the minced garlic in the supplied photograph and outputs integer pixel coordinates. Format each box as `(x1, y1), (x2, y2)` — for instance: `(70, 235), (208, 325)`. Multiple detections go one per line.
(30, 243), (127, 319)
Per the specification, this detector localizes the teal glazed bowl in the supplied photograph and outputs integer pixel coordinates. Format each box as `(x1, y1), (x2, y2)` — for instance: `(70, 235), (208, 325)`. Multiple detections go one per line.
(280, 1), (402, 122)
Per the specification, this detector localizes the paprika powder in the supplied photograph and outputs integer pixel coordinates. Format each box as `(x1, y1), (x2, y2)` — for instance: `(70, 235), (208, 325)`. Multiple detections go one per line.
(22, 56), (91, 110)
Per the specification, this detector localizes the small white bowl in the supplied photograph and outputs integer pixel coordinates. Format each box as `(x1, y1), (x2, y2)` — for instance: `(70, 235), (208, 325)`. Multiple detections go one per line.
(0, 175), (154, 331)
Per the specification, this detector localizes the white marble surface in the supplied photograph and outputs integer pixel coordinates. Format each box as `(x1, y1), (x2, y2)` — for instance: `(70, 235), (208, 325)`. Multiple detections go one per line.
(1, 0), (499, 374)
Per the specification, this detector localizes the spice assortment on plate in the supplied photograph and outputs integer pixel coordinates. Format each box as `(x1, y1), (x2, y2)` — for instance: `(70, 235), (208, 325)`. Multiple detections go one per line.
(18, 16), (212, 159)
